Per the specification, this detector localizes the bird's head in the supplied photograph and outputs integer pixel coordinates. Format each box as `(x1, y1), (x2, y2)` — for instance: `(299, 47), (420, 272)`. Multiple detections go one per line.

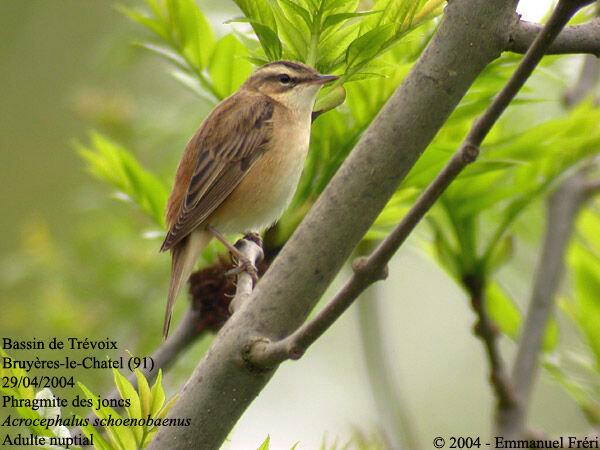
(243, 60), (339, 115)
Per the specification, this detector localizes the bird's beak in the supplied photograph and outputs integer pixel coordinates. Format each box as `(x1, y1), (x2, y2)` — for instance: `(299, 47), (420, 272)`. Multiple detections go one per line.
(308, 74), (340, 85)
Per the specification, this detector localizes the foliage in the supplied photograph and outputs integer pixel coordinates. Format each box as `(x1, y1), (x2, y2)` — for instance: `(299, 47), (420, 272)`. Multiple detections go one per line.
(77, 132), (169, 228)
(78, 369), (177, 449)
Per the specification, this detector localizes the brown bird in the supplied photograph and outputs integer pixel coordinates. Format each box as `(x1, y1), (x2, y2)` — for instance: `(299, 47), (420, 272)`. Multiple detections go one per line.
(160, 60), (338, 339)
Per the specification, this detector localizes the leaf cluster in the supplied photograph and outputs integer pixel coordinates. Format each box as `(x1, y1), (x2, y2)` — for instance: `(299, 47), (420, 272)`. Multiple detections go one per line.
(79, 369), (176, 449)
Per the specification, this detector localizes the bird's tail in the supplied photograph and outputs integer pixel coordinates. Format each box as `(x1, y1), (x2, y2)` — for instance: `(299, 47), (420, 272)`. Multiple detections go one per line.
(163, 230), (212, 340)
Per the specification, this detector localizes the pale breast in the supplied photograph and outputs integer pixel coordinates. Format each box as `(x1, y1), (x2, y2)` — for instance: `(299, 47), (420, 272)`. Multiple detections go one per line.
(207, 111), (311, 234)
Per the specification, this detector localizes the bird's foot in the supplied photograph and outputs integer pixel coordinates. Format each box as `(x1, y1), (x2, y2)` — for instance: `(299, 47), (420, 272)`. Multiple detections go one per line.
(225, 235), (263, 282)
(226, 255), (259, 282)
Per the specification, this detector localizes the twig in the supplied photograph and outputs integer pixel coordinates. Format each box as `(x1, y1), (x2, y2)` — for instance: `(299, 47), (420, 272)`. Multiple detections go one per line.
(508, 18), (600, 56)
(244, 0), (591, 370)
(463, 274), (518, 410)
(229, 237), (264, 313)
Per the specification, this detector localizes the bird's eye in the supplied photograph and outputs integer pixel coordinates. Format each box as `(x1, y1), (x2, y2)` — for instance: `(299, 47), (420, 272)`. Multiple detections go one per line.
(278, 74), (292, 84)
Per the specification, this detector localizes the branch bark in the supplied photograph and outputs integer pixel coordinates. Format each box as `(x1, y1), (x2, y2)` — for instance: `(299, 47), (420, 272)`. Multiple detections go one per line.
(508, 18), (600, 56)
(148, 2), (525, 448)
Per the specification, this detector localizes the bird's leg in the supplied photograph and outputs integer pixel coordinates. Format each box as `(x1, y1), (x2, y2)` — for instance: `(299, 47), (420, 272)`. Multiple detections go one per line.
(206, 226), (262, 281)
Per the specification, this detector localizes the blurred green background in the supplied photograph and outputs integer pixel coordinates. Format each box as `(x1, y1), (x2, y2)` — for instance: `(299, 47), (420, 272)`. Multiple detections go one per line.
(0, 1), (592, 449)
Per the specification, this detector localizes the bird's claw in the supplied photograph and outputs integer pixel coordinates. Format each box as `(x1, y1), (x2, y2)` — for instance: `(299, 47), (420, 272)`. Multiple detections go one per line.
(226, 256), (259, 282)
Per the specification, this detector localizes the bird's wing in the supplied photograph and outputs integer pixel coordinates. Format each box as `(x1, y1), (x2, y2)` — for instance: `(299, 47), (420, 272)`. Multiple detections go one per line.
(160, 95), (274, 252)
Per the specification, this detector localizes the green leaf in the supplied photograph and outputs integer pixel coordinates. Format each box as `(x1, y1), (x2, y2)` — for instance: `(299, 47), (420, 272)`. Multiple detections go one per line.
(270, 5), (310, 60)
(429, 218), (462, 281)
(315, 21), (361, 71)
(278, 0), (313, 29)
(345, 24), (394, 70)
(570, 245), (600, 366)
(156, 394), (179, 420)
(136, 42), (189, 71)
(79, 415), (114, 450)
(257, 435), (271, 450)
(79, 382), (137, 450)
(313, 84), (346, 115)
(233, 0), (278, 30)
(119, 7), (169, 41)
(178, 0), (215, 69)
(251, 21), (283, 60)
(486, 283), (559, 352)
(76, 132), (169, 228)
(232, 0), (282, 60)
(136, 369), (152, 418)
(149, 370), (166, 417)
(322, 10), (382, 30)
(485, 283), (520, 340)
(487, 235), (514, 274)
(209, 34), (253, 99)
(170, 69), (216, 103)
(113, 369), (143, 443)
(142, 0), (164, 21)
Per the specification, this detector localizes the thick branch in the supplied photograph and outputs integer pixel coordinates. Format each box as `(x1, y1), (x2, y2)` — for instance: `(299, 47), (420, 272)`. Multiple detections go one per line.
(147, 2), (523, 448)
(508, 18), (600, 56)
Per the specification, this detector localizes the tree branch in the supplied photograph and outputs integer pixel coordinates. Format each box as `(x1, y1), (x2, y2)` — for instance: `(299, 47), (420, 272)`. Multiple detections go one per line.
(228, 237), (264, 312)
(464, 275), (518, 411)
(508, 18), (600, 56)
(245, 0), (591, 370)
(147, 2), (526, 448)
